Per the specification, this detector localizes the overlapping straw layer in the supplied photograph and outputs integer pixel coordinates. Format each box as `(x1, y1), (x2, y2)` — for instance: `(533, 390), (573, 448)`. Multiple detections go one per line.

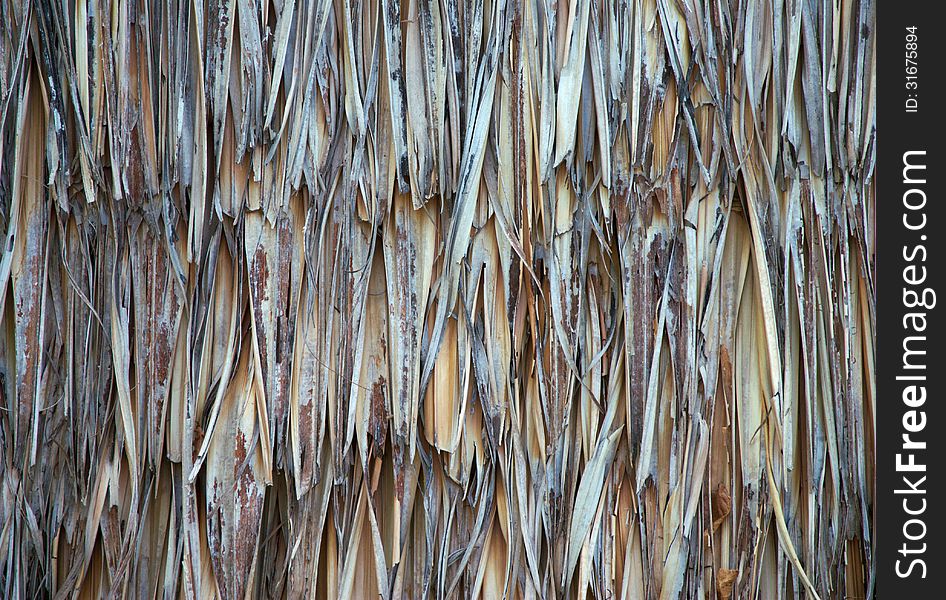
(0, 0), (874, 598)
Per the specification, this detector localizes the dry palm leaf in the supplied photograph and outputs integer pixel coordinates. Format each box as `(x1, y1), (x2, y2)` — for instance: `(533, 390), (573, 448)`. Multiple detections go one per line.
(0, 0), (875, 598)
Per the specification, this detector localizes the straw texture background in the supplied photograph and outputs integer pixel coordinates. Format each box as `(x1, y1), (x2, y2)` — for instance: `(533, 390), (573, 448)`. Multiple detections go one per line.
(0, 0), (875, 598)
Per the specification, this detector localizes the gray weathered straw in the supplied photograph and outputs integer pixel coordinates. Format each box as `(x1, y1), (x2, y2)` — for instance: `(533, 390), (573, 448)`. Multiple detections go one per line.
(0, 0), (874, 598)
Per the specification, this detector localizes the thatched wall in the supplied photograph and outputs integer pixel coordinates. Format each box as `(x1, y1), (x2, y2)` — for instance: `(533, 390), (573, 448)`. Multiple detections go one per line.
(0, 0), (874, 597)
